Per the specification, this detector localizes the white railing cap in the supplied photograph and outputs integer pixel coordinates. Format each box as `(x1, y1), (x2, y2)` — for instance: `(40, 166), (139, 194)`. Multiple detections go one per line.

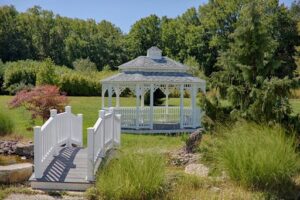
(65, 106), (71, 113)
(50, 109), (57, 117)
(99, 110), (106, 118)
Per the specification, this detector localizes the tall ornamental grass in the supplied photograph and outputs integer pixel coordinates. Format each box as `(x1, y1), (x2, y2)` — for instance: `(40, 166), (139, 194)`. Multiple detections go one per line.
(0, 112), (14, 136)
(217, 122), (299, 190)
(91, 153), (165, 200)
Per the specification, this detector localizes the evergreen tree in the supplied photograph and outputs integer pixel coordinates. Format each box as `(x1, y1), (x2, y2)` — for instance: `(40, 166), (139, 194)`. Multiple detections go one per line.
(296, 22), (300, 72)
(212, 1), (295, 122)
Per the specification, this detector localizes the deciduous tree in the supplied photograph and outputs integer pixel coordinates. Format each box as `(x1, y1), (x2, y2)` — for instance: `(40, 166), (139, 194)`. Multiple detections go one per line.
(9, 85), (68, 121)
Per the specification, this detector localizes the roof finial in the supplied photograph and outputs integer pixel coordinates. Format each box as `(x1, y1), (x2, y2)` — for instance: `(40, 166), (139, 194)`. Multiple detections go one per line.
(147, 46), (162, 59)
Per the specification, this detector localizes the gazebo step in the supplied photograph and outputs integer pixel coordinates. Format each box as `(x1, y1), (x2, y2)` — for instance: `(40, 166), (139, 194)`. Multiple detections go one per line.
(122, 127), (202, 134)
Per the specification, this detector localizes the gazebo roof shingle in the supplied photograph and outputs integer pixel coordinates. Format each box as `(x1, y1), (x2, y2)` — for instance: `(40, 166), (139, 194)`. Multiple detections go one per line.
(101, 71), (205, 84)
(118, 56), (188, 72)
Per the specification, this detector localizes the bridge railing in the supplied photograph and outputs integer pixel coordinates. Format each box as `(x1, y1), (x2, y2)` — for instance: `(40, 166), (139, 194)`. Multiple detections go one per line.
(87, 108), (121, 181)
(34, 106), (83, 179)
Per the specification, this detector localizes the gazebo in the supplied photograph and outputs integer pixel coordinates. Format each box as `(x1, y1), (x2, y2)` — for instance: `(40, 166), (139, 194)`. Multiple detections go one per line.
(101, 47), (206, 133)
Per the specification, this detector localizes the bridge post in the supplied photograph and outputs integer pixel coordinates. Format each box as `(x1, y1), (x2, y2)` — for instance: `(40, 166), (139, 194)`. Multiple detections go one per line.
(115, 114), (121, 145)
(50, 109), (59, 156)
(109, 107), (115, 146)
(99, 110), (106, 157)
(77, 114), (83, 146)
(65, 106), (72, 147)
(34, 126), (42, 179)
(87, 128), (95, 181)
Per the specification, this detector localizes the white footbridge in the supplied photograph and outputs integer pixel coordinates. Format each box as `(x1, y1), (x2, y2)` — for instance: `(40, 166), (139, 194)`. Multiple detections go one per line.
(30, 106), (121, 191)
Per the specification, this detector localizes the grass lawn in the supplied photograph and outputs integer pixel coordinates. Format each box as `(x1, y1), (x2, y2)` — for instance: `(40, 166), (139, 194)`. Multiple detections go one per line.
(291, 99), (300, 114)
(0, 95), (299, 141)
(0, 96), (191, 142)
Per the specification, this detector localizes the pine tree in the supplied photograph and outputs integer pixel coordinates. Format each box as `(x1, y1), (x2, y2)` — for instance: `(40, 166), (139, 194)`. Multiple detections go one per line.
(212, 1), (295, 122)
(296, 22), (300, 72)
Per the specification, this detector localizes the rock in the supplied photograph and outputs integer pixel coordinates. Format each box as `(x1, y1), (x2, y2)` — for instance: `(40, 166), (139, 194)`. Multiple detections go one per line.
(0, 163), (33, 184)
(210, 186), (221, 193)
(15, 143), (34, 158)
(185, 129), (202, 153)
(3, 147), (10, 153)
(8, 150), (14, 155)
(184, 163), (209, 177)
(169, 149), (200, 166)
(21, 156), (26, 160)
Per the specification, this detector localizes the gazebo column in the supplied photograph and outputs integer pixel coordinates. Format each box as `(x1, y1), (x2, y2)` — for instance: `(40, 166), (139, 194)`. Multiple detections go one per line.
(150, 84), (154, 129)
(141, 85), (144, 107)
(135, 84), (140, 129)
(101, 86), (106, 109)
(115, 86), (120, 108)
(108, 84), (113, 107)
(191, 84), (197, 128)
(165, 84), (169, 112)
(180, 84), (184, 129)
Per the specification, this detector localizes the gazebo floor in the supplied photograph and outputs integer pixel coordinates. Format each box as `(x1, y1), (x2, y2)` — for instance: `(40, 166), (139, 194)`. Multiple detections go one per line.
(122, 123), (202, 134)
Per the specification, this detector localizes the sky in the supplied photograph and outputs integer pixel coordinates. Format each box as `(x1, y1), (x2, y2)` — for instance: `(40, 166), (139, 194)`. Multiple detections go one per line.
(0, 0), (295, 33)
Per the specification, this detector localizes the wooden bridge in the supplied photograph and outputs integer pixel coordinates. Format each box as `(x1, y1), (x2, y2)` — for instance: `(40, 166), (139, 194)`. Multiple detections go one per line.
(30, 106), (121, 191)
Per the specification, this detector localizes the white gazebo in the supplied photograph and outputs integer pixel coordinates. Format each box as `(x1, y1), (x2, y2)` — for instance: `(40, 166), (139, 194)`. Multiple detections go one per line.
(101, 47), (206, 133)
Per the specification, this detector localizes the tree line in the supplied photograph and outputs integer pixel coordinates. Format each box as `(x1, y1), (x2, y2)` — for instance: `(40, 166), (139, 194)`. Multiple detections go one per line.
(0, 0), (299, 75)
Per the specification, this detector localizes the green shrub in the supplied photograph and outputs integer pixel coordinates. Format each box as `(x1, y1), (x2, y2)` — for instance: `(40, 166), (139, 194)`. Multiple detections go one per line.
(2, 59), (117, 96)
(59, 72), (101, 96)
(0, 112), (14, 136)
(3, 60), (37, 94)
(217, 122), (299, 190)
(91, 153), (165, 200)
(3, 60), (69, 94)
(36, 58), (58, 85)
(73, 58), (98, 72)
(0, 59), (7, 94)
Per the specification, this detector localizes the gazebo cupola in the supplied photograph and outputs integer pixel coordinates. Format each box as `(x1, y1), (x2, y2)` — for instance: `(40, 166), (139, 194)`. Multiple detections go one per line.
(101, 47), (206, 133)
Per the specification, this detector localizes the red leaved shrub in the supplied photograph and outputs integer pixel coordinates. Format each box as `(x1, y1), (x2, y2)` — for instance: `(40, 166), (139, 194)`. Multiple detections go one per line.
(9, 85), (68, 121)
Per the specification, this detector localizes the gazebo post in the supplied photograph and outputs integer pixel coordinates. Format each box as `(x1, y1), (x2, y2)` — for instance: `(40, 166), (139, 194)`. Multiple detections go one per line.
(115, 85), (120, 108)
(166, 84), (169, 113)
(191, 84), (197, 128)
(101, 86), (105, 109)
(141, 85), (144, 108)
(150, 84), (154, 129)
(135, 84), (140, 129)
(108, 84), (112, 107)
(180, 84), (184, 129)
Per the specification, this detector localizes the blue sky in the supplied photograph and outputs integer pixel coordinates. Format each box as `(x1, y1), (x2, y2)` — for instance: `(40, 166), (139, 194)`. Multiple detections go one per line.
(0, 0), (295, 33)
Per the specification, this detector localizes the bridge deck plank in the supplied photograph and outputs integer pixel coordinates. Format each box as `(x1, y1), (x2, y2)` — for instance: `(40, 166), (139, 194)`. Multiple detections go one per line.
(37, 147), (89, 183)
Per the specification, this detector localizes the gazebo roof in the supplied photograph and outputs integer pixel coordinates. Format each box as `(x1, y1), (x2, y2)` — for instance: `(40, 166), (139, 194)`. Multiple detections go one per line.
(101, 46), (205, 86)
(101, 71), (205, 84)
(118, 56), (188, 73)
(118, 46), (188, 73)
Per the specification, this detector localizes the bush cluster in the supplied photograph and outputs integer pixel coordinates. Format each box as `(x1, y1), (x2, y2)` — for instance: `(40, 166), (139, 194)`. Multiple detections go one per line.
(215, 122), (299, 191)
(59, 73), (101, 96)
(3, 61), (37, 93)
(88, 153), (165, 200)
(0, 112), (14, 136)
(1, 60), (115, 96)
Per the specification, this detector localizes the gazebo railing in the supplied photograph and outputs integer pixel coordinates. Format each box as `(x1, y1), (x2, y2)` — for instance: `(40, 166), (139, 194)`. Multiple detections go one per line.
(110, 106), (201, 129)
